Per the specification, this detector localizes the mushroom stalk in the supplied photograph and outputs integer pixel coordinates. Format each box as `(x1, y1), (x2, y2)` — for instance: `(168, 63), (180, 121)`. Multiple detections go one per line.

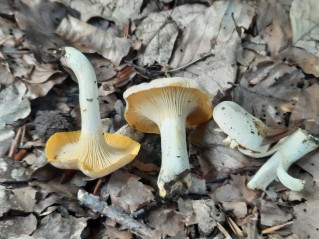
(60, 47), (102, 133)
(247, 128), (319, 191)
(157, 117), (190, 196)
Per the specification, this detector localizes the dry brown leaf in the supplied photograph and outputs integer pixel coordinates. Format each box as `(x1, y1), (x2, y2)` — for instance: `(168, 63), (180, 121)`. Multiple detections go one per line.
(56, 16), (130, 65)
(102, 226), (133, 239)
(230, 174), (257, 203)
(190, 120), (261, 175)
(135, 11), (178, 66)
(290, 83), (319, 134)
(0, 157), (33, 183)
(12, 187), (37, 212)
(0, 214), (37, 237)
(279, 47), (319, 77)
(260, 200), (293, 227)
(106, 171), (154, 213)
(234, 59), (306, 128)
(64, 0), (144, 25)
(293, 200), (319, 238)
(290, 0), (319, 56)
(192, 199), (225, 235)
(147, 207), (185, 237)
(32, 212), (87, 239)
(213, 184), (241, 202)
(222, 201), (247, 218)
(256, 0), (291, 56)
(170, 0), (254, 97)
(297, 150), (319, 184)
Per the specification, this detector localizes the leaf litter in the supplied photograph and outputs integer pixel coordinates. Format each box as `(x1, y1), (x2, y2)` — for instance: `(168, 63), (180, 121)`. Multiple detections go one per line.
(0, 0), (318, 238)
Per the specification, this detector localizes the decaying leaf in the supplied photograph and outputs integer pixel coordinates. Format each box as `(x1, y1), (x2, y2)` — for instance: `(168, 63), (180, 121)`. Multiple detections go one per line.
(170, 0), (254, 97)
(32, 212), (87, 239)
(293, 200), (319, 238)
(106, 171), (154, 213)
(222, 201), (247, 218)
(256, 0), (291, 56)
(189, 120), (261, 175)
(213, 184), (241, 202)
(290, 83), (319, 135)
(290, 0), (319, 56)
(0, 214), (37, 237)
(260, 200), (293, 227)
(56, 16), (130, 65)
(0, 81), (30, 128)
(147, 207), (185, 237)
(234, 59), (306, 128)
(135, 10), (178, 66)
(192, 199), (225, 235)
(0, 157), (33, 183)
(65, 0), (144, 25)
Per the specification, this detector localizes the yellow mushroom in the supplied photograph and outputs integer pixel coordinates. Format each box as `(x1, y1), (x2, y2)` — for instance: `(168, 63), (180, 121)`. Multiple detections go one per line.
(45, 47), (140, 178)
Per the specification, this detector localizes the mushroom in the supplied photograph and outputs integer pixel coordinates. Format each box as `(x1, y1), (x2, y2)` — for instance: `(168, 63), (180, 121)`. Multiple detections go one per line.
(213, 101), (281, 158)
(45, 47), (140, 178)
(123, 77), (212, 197)
(247, 128), (319, 191)
(213, 101), (319, 191)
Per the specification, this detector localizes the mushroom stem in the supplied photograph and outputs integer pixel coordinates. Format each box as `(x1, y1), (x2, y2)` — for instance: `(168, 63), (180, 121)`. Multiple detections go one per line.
(60, 47), (102, 133)
(247, 128), (319, 191)
(157, 117), (190, 197)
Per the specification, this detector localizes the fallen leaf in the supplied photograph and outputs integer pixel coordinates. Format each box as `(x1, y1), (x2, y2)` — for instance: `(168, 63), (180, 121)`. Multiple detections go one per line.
(67, 0), (144, 26)
(0, 157), (33, 183)
(102, 226), (133, 239)
(135, 10), (178, 66)
(213, 184), (241, 202)
(222, 201), (247, 218)
(293, 200), (319, 238)
(147, 207), (185, 237)
(290, 83), (319, 135)
(260, 200), (293, 227)
(290, 0), (319, 56)
(0, 81), (30, 129)
(256, 0), (291, 56)
(12, 186), (37, 212)
(0, 214), (37, 237)
(32, 212), (87, 239)
(106, 171), (154, 213)
(170, 1), (254, 97)
(56, 16), (130, 65)
(192, 199), (225, 235)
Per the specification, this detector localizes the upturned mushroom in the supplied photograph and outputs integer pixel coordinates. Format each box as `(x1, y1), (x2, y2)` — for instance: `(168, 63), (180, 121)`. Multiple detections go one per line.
(45, 47), (140, 178)
(213, 101), (319, 191)
(213, 101), (281, 158)
(124, 77), (212, 197)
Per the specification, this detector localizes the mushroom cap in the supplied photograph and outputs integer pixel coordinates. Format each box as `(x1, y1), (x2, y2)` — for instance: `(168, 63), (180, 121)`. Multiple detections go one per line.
(45, 131), (140, 178)
(213, 101), (268, 151)
(124, 77), (213, 134)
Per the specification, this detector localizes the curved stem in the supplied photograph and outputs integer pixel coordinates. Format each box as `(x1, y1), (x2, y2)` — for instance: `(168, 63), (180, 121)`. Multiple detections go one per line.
(157, 117), (190, 197)
(247, 128), (319, 191)
(60, 47), (102, 133)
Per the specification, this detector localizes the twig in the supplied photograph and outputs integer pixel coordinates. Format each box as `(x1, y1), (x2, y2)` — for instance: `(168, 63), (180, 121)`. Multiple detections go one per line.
(8, 127), (22, 158)
(78, 190), (158, 239)
(261, 221), (293, 234)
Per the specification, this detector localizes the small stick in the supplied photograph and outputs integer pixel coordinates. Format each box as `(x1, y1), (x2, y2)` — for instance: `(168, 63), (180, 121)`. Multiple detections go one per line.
(78, 190), (158, 239)
(8, 127), (22, 158)
(261, 221), (293, 234)
(217, 222), (232, 239)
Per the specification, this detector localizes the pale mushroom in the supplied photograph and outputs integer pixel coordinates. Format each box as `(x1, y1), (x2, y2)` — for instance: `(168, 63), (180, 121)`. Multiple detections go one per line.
(45, 47), (140, 178)
(124, 77), (212, 197)
(213, 101), (319, 191)
(247, 128), (319, 191)
(213, 101), (281, 158)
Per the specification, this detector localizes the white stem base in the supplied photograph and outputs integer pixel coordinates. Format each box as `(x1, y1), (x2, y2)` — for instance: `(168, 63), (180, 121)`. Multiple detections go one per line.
(157, 117), (191, 197)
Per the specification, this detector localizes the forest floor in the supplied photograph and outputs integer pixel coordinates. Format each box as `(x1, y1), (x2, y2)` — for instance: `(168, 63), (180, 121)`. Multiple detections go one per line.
(0, 0), (318, 238)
